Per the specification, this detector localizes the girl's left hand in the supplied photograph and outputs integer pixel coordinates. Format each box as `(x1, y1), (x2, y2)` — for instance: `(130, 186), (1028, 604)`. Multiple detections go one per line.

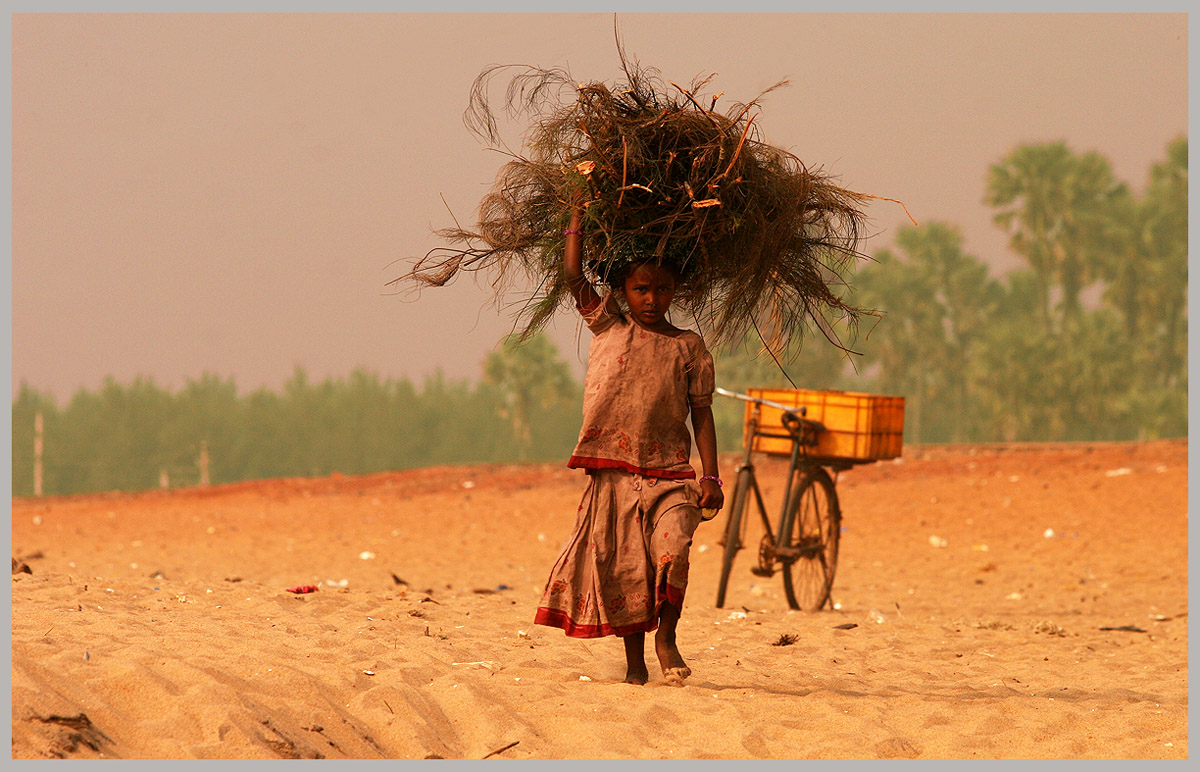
(699, 479), (724, 510)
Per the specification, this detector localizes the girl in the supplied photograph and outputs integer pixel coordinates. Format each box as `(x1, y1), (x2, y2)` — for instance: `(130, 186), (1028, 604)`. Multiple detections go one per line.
(534, 203), (724, 686)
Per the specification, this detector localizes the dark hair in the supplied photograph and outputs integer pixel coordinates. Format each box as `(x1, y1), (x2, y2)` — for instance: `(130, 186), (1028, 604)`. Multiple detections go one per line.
(590, 234), (694, 292)
(601, 258), (684, 293)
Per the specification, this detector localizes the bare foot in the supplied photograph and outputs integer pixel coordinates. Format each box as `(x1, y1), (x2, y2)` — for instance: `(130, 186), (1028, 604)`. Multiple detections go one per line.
(654, 633), (691, 685)
(661, 667), (689, 687)
(624, 662), (649, 685)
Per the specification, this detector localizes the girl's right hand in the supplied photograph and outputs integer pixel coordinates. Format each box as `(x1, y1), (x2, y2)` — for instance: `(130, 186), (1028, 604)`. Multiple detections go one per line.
(698, 479), (724, 510)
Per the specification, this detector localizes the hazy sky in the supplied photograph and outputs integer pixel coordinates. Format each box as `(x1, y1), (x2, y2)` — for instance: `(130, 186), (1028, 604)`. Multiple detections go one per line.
(10, 13), (1188, 401)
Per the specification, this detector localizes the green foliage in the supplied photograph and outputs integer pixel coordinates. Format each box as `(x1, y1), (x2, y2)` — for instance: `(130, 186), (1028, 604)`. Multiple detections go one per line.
(987, 141), (1128, 326)
(484, 333), (576, 460)
(12, 335), (584, 497)
(1108, 137), (1188, 398)
(854, 223), (1004, 443)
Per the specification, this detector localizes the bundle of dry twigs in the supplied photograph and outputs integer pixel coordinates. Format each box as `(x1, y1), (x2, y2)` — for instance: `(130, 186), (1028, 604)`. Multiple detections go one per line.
(395, 39), (877, 355)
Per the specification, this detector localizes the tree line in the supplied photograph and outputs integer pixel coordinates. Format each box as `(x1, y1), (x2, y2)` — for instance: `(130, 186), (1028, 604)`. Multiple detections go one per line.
(11, 363), (582, 497)
(12, 139), (1187, 496)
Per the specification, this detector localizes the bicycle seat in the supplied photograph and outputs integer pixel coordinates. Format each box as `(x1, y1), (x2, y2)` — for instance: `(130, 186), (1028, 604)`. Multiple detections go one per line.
(780, 411), (824, 445)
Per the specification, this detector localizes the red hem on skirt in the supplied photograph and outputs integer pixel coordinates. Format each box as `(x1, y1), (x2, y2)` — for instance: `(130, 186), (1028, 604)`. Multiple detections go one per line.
(661, 581), (686, 610)
(535, 579), (688, 640)
(566, 456), (695, 480)
(534, 606), (659, 639)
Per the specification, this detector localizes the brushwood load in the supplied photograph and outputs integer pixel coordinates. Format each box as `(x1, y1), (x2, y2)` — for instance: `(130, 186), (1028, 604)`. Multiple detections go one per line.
(395, 46), (882, 356)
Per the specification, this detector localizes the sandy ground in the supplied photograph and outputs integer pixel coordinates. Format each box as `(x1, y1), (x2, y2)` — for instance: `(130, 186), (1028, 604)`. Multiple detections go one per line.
(10, 439), (1188, 759)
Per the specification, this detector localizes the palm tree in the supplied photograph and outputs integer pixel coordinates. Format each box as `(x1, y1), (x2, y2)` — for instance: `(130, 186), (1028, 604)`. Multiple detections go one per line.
(1134, 137), (1187, 382)
(986, 142), (1125, 328)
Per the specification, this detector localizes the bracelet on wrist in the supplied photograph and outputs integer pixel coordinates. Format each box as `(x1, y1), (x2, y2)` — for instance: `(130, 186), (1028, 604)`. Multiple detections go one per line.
(699, 475), (723, 487)
(563, 228), (582, 235)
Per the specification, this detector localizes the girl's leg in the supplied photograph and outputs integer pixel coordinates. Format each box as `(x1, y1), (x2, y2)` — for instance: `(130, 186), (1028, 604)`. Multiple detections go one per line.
(655, 602), (691, 683)
(644, 493), (701, 684)
(622, 632), (649, 685)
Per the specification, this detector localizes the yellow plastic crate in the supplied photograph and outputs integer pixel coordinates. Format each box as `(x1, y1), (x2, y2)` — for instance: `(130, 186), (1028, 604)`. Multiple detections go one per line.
(745, 388), (905, 462)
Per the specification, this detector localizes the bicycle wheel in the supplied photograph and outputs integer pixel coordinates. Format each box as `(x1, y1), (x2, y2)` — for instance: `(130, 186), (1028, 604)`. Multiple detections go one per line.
(715, 466), (753, 608)
(781, 466), (841, 611)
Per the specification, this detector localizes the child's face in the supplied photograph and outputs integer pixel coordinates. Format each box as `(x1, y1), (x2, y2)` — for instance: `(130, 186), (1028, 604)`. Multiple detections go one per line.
(621, 263), (677, 328)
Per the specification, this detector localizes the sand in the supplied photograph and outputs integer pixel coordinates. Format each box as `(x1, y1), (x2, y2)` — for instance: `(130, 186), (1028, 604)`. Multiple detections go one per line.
(10, 439), (1188, 759)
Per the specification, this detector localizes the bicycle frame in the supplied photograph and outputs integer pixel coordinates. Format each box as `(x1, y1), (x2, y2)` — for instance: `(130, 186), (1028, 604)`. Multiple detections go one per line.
(718, 388), (821, 575)
(715, 387), (848, 610)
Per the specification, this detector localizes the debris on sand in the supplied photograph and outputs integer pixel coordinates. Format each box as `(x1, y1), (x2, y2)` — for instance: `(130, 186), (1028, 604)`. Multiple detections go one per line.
(1031, 620), (1067, 637)
(482, 740), (521, 759)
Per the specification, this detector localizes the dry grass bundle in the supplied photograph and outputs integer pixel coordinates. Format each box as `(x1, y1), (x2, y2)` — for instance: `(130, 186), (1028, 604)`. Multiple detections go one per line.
(394, 37), (877, 356)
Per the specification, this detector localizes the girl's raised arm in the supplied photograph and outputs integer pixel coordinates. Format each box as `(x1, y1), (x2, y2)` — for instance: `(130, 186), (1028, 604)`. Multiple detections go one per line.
(563, 202), (600, 310)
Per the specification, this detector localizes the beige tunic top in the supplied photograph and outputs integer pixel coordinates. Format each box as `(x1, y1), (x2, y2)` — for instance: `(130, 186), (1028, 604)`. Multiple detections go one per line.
(567, 294), (715, 479)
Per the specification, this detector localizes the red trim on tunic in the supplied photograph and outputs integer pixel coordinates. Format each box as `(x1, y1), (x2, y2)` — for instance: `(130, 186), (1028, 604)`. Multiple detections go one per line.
(566, 456), (695, 480)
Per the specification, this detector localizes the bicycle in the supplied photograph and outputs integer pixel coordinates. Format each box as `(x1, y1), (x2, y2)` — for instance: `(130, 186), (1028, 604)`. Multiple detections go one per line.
(713, 387), (853, 612)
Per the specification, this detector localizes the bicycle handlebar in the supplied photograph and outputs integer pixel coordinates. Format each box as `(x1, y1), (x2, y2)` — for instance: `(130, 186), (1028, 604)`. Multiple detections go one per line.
(717, 386), (826, 446)
(715, 387), (806, 417)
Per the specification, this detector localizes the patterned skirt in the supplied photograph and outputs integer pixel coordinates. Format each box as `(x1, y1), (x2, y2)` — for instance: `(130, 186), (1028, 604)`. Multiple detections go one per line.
(534, 469), (703, 638)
